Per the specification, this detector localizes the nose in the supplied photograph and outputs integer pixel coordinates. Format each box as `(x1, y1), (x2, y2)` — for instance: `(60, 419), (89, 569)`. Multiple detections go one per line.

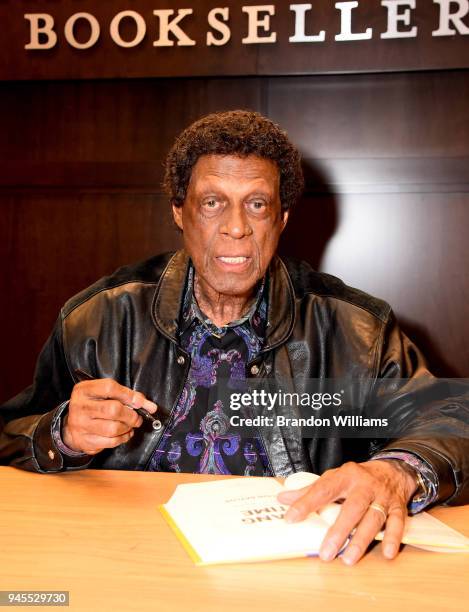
(220, 204), (253, 239)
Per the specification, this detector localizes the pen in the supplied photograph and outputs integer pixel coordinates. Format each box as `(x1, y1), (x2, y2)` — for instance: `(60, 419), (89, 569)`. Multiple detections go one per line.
(74, 368), (162, 431)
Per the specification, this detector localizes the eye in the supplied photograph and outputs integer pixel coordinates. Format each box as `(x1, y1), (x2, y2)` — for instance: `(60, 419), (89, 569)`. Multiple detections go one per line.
(247, 199), (267, 213)
(201, 197), (221, 211)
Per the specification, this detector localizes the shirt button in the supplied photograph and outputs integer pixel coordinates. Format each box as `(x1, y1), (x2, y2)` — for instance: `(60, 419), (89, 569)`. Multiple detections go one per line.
(177, 355), (185, 365)
(48, 450), (55, 460)
(250, 364), (260, 375)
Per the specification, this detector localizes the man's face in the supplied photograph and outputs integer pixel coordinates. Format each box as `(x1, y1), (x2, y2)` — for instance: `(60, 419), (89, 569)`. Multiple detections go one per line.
(172, 154), (289, 297)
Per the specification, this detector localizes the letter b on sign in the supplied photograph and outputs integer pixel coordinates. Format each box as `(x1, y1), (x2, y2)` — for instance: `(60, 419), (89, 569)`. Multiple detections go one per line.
(25, 14), (57, 49)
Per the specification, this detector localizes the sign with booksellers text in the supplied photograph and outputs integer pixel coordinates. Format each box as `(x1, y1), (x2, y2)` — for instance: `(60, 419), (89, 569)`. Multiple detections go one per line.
(0, 0), (468, 80)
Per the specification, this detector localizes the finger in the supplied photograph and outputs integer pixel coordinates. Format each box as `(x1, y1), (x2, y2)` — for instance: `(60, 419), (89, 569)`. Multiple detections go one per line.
(86, 418), (136, 439)
(80, 429), (135, 453)
(319, 490), (373, 562)
(381, 504), (406, 560)
(74, 379), (158, 413)
(73, 399), (144, 428)
(281, 470), (345, 523)
(277, 485), (311, 504)
(126, 391), (158, 414)
(341, 502), (388, 566)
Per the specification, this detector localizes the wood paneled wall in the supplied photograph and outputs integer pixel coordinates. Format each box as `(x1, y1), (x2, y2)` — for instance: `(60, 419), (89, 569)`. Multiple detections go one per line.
(0, 71), (468, 402)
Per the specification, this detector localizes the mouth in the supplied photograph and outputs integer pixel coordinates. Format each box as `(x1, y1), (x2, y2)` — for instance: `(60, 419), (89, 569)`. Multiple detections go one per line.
(218, 256), (248, 264)
(215, 256), (252, 271)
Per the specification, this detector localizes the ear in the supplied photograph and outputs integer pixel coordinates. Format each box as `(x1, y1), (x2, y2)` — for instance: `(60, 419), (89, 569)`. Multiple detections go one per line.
(280, 209), (289, 233)
(172, 202), (184, 231)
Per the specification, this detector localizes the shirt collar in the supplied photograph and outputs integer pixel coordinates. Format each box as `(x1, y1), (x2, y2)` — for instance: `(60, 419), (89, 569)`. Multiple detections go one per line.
(179, 263), (268, 340)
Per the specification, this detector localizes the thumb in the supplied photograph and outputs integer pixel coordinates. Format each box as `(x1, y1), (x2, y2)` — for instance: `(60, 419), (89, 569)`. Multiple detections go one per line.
(277, 485), (311, 504)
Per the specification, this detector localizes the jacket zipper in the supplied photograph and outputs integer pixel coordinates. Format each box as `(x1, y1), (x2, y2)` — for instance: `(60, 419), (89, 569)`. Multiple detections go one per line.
(246, 358), (276, 477)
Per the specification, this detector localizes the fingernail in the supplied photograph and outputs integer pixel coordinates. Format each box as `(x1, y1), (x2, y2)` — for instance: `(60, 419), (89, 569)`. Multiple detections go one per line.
(144, 400), (158, 412)
(320, 542), (338, 562)
(284, 507), (301, 523)
(342, 545), (360, 566)
(384, 543), (397, 559)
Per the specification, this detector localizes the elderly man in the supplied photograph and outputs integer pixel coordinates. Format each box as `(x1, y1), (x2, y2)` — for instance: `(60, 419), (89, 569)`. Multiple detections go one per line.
(1, 110), (468, 565)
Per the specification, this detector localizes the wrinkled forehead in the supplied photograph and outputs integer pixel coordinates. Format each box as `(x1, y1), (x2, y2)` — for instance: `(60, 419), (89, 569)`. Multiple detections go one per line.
(188, 154), (280, 191)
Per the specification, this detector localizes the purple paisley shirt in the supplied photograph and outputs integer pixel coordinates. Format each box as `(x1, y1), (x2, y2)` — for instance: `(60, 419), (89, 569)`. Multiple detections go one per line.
(147, 266), (272, 476)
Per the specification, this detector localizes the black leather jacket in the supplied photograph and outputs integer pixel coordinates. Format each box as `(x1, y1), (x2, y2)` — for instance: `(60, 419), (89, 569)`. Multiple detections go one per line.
(1, 250), (468, 505)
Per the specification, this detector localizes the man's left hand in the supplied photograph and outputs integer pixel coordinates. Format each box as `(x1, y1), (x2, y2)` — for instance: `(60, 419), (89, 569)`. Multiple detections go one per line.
(277, 460), (418, 565)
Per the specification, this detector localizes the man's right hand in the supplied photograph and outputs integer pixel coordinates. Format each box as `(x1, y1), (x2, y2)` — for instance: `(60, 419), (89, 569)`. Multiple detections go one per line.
(62, 378), (158, 455)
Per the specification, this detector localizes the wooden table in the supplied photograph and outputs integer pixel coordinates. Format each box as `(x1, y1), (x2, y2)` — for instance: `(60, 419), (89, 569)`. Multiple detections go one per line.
(0, 467), (468, 612)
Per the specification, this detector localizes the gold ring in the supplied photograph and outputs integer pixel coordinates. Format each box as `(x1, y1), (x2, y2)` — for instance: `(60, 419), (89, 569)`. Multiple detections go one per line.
(369, 502), (387, 521)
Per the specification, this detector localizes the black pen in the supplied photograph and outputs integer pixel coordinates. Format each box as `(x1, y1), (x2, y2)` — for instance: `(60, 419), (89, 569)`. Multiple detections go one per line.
(74, 368), (162, 431)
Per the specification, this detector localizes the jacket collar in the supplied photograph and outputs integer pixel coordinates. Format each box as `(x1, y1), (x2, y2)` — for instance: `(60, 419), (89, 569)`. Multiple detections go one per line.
(152, 250), (295, 350)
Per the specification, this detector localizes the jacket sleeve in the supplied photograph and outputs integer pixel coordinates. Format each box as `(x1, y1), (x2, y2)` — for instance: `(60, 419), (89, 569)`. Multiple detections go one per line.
(0, 315), (91, 472)
(373, 311), (469, 506)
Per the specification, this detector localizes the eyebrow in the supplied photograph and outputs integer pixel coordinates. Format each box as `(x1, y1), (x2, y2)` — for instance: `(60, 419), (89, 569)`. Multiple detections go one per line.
(197, 188), (274, 201)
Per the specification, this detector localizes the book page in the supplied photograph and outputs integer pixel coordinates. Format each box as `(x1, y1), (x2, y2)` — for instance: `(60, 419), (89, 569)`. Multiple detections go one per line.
(162, 477), (330, 565)
(379, 511), (469, 552)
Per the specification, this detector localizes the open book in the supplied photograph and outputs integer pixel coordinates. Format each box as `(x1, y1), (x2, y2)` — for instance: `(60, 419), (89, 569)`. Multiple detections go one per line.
(159, 473), (469, 565)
